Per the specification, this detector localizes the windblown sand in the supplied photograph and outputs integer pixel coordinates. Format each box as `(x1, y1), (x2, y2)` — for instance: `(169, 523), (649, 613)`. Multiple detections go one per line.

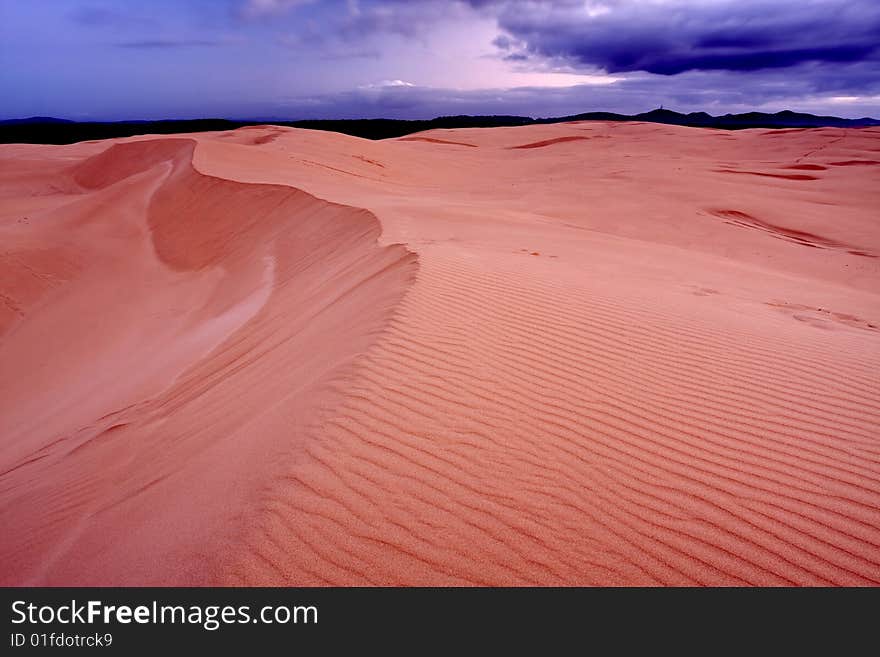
(1, 122), (878, 585)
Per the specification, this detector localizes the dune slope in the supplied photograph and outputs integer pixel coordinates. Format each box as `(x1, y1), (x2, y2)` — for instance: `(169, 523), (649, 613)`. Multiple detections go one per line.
(0, 137), (415, 584)
(1, 122), (879, 585)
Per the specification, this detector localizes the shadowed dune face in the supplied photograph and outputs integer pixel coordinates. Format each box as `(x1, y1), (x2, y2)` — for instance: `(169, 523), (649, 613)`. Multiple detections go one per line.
(715, 169), (819, 181)
(0, 137), (416, 585)
(509, 135), (592, 149)
(829, 160), (880, 166)
(706, 208), (877, 257)
(1, 122), (879, 586)
(398, 136), (478, 147)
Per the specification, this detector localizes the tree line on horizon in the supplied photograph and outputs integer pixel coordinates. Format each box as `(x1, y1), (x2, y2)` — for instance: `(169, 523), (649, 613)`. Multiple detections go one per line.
(1, 108), (878, 145)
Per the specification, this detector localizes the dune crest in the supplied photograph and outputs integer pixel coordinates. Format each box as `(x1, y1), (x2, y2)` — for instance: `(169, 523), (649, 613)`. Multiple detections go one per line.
(0, 137), (416, 584)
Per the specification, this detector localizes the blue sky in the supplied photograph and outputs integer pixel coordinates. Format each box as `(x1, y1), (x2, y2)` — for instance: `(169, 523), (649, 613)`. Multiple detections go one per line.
(1, 0), (878, 120)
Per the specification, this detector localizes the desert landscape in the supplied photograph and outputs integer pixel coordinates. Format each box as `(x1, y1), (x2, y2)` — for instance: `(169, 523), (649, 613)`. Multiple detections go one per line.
(1, 121), (879, 585)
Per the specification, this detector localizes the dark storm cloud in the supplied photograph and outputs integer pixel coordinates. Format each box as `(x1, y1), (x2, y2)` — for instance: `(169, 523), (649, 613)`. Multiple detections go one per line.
(262, 1), (880, 85)
(270, 60), (880, 121)
(235, 1), (879, 77)
(480, 0), (880, 75)
(5, 1), (877, 121)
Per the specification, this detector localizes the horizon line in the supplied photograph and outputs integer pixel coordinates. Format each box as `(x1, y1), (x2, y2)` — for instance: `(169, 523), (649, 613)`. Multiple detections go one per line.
(3, 107), (880, 125)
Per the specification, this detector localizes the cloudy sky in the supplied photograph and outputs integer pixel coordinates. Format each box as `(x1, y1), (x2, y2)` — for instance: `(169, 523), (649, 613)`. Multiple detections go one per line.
(1, 0), (878, 120)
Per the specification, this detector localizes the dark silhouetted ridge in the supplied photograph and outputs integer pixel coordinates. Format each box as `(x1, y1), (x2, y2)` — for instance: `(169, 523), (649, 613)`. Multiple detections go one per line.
(1, 109), (877, 144)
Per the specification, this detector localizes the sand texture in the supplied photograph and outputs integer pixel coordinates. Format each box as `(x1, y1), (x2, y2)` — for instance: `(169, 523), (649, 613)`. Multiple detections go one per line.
(1, 122), (878, 585)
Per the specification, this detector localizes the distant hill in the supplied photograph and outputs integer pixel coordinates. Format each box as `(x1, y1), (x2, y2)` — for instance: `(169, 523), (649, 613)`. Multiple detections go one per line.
(0, 116), (75, 126)
(550, 108), (880, 129)
(620, 109), (880, 129)
(1, 109), (877, 145)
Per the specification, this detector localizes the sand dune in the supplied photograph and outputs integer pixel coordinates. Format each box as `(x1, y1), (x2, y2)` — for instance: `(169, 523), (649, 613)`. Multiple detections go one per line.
(1, 122), (878, 585)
